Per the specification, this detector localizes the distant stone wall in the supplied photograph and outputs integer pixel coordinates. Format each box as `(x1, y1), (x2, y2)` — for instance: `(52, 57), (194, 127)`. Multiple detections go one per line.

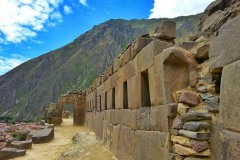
(45, 90), (86, 126)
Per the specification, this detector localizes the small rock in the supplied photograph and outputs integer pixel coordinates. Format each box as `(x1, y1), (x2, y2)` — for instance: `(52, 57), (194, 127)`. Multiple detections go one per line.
(190, 140), (209, 153)
(197, 86), (208, 93)
(202, 75), (213, 84)
(171, 136), (191, 147)
(173, 116), (184, 129)
(177, 103), (190, 116)
(204, 96), (219, 113)
(199, 93), (213, 100)
(179, 130), (210, 140)
(192, 43), (210, 60)
(173, 144), (211, 156)
(170, 129), (179, 136)
(179, 91), (201, 106)
(183, 122), (210, 131)
(189, 71), (201, 87)
(181, 112), (211, 122)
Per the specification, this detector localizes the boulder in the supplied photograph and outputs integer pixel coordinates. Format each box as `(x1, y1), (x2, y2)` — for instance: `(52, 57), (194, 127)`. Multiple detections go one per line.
(209, 16), (240, 72)
(179, 91), (201, 106)
(9, 140), (32, 149)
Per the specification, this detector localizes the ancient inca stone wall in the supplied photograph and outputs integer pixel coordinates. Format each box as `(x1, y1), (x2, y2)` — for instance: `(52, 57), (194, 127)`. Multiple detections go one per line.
(46, 90), (86, 126)
(84, 21), (216, 160)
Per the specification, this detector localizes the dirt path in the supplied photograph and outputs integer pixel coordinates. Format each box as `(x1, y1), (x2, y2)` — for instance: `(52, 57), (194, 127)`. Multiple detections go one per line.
(13, 118), (114, 160)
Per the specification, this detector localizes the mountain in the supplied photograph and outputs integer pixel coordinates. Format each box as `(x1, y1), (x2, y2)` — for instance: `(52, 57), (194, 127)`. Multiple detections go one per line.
(0, 14), (201, 122)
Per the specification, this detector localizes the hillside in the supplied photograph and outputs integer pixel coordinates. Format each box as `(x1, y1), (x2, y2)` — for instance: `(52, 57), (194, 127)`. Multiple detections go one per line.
(0, 14), (201, 122)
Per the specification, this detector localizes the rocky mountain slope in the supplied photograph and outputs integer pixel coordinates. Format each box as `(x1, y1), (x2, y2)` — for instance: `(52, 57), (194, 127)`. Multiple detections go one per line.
(0, 14), (201, 122)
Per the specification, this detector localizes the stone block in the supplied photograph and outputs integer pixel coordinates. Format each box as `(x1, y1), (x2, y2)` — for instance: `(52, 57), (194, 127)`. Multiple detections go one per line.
(101, 92), (106, 111)
(117, 125), (135, 159)
(106, 65), (113, 78)
(137, 107), (150, 130)
(209, 16), (240, 73)
(94, 112), (104, 140)
(121, 109), (137, 130)
(125, 59), (137, 80)
(120, 47), (131, 67)
(149, 104), (177, 132)
(133, 130), (171, 160)
(179, 130), (210, 140)
(104, 76), (112, 91)
(220, 60), (240, 132)
(116, 65), (126, 84)
(110, 125), (120, 156)
(0, 148), (26, 159)
(113, 57), (120, 73)
(130, 37), (153, 60)
(96, 96), (101, 112)
(111, 73), (119, 88)
(181, 112), (211, 122)
(127, 74), (141, 109)
(107, 89), (115, 110)
(32, 128), (54, 144)
(51, 109), (62, 117)
(49, 117), (62, 125)
(153, 47), (197, 105)
(137, 39), (173, 73)
(190, 140), (209, 153)
(179, 91), (201, 106)
(173, 144), (210, 156)
(183, 122), (210, 132)
(171, 136), (191, 147)
(189, 71), (201, 87)
(9, 140), (32, 149)
(115, 83), (128, 109)
(218, 129), (240, 160)
(153, 20), (176, 40)
(110, 110), (122, 125)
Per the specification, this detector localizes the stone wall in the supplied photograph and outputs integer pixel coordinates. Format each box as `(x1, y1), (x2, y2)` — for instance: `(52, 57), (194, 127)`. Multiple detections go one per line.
(84, 21), (216, 160)
(46, 90), (86, 126)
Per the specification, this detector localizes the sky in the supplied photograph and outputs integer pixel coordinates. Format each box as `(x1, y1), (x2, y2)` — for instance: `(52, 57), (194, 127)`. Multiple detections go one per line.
(0, 0), (214, 75)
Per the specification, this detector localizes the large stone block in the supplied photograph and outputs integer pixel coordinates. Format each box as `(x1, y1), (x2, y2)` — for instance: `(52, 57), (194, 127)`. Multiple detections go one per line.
(153, 20), (176, 40)
(125, 59), (137, 80)
(153, 47), (197, 105)
(107, 89), (115, 110)
(111, 73), (119, 88)
(218, 129), (240, 160)
(127, 74), (141, 109)
(0, 148), (26, 159)
(117, 125), (135, 159)
(32, 128), (54, 144)
(121, 109), (137, 130)
(101, 92), (107, 111)
(110, 125), (120, 156)
(104, 76), (112, 91)
(120, 47), (131, 67)
(113, 57), (120, 73)
(148, 66), (161, 106)
(133, 130), (172, 160)
(137, 107), (150, 130)
(220, 60), (240, 132)
(130, 37), (153, 59)
(115, 83), (128, 109)
(9, 140), (32, 149)
(209, 16), (240, 73)
(137, 39), (173, 73)
(116, 65), (126, 84)
(150, 104), (177, 132)
(94, 112), (104, 140)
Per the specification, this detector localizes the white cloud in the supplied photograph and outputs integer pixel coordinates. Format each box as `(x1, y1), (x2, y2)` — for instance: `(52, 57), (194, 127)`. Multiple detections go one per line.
(64, 5), (73, 14)
(149, 0), (215, 18)
(0, 0), (64, 44)
(0, 54), (30, 75)
(79, 0), (87, 6)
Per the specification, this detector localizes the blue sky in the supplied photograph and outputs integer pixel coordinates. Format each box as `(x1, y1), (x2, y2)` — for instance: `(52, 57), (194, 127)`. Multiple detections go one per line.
(0, 0), (214, 75)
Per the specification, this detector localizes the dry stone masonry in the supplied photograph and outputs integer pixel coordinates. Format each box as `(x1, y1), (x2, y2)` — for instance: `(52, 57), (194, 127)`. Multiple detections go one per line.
(44, 1), (240, 159)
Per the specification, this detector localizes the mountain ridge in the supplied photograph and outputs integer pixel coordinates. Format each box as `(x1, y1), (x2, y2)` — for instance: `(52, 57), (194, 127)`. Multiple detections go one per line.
(0, 14), (201, 122)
